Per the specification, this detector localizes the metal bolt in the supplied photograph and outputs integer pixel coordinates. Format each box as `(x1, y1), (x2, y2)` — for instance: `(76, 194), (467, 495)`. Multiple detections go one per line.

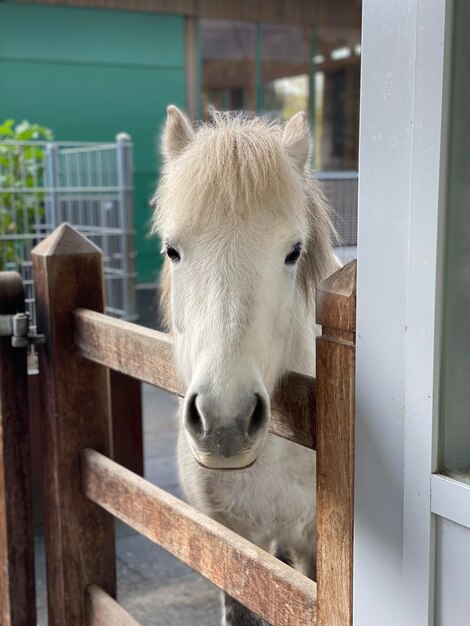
(12, 312), (29, 339)
(11, 336), (29, 348)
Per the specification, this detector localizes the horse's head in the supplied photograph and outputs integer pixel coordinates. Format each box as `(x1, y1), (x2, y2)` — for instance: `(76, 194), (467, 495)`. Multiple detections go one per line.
(154, 106), (334, 469)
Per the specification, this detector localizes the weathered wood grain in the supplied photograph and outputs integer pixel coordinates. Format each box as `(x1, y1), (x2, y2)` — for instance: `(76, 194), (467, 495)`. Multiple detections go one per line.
(74, 308), (180, 391)
(0, 272), (36, 626)
(315, 260), (356, 626)
(81, 448), (317, 626)
(31, 224), (116, 626)
(86, 585), (141, 626)
(316, 260), (356, 334)
(28, 368), (143, 526)
(110, 371), (144, 476)
(73, 308), (316, 449)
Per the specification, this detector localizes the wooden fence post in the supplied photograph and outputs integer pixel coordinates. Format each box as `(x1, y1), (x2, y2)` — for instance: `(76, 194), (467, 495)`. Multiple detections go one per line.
(0, 272), (36, 626)
(316, 260), (356, 626)
(110, 371), (143, 477)
(32, 224), (116, 626)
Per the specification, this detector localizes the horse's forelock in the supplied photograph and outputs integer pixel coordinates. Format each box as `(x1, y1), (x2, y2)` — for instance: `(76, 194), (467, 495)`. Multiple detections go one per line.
(153, 114), (305, 233)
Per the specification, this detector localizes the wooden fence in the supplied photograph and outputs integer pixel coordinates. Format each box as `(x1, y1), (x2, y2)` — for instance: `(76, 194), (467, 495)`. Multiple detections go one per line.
(0, 223), (356, 626)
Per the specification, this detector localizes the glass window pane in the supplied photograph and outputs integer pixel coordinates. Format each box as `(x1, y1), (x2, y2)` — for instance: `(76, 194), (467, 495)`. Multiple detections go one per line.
(440, 0), (470, 477)
(201, 19), (256, 117)
(199, 18), (361, 173)
(260, 24), (311, 122)
(313, 27), (361, 170)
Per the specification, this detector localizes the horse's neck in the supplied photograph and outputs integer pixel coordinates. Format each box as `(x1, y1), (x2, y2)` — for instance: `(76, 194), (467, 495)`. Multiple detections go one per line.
(285, 292), (318, 377)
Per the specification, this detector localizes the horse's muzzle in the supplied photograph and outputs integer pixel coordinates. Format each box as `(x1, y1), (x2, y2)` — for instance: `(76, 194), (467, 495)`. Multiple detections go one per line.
(183, 392), (269, 469)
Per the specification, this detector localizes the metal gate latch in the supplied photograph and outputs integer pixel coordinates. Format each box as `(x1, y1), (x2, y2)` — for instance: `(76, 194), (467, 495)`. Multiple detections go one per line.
(0, 313), (46, 348)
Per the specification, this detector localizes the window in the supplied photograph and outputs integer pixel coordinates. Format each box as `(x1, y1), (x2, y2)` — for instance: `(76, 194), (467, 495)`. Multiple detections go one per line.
(260, 24), (311, 122)
(200, 20), (256, 117)
(439, 0), (470, 478)
(198, 19), (361, 172)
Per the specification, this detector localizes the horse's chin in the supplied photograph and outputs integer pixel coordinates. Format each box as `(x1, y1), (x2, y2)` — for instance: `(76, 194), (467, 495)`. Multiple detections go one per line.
(188, 445), (260, 470)
(194, 455), (258, 471)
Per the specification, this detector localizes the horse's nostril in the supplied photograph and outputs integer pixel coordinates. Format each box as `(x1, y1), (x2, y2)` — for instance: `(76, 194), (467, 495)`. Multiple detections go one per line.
(185, 391), (268, 451)
(247, 394), (268, 437)
(185, 394), (204, 437)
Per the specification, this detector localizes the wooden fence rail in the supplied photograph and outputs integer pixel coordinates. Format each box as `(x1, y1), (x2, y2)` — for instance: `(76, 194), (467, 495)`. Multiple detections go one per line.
(73, 308), (316, 450)
(86, 585), (140, 626)
(82, 448), (316, 625)
(1, 223), (355, 626)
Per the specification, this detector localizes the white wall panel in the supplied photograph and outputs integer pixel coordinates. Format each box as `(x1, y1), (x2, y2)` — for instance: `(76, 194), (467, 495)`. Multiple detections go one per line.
(435, 517), (470, 625)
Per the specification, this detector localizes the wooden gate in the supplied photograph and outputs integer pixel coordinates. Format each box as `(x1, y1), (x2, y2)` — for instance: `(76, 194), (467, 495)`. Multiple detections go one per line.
(0, 224), (356, 626)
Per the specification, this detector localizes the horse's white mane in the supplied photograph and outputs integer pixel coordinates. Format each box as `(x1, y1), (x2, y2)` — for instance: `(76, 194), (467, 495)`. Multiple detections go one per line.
(155, 111), (303, 229)
(153, 110), (337, 325)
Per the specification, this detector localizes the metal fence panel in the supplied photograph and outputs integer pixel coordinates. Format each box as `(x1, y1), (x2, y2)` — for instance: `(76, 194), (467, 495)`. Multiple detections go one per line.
(316, 171), (358, 247)
(0, 135), (137, 330)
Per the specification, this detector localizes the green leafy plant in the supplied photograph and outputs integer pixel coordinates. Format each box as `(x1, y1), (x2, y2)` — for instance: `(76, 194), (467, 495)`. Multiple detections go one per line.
(0, 119), (54, 270)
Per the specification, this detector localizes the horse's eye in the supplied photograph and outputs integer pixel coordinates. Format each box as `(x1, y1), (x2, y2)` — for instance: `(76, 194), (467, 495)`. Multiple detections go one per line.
(285, 243), (302, 265)
(166, 245), (181, 262)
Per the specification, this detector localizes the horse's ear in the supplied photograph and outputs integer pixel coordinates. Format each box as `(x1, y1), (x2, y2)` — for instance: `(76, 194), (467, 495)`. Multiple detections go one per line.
(282, 112), (310, 170)
(162, 105), (194, 160)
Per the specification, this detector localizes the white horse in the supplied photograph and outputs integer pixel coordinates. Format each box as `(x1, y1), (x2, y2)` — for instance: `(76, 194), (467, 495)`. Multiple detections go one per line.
(153, 106), (337, 625)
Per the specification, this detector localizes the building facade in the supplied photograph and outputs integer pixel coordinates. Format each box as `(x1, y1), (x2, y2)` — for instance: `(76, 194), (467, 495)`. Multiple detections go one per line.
(0, 0), (361, 299)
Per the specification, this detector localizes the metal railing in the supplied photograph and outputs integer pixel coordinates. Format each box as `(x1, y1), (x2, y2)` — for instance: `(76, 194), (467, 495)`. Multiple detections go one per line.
(316, 171), (358, 247)
(0, 134), (137, 330)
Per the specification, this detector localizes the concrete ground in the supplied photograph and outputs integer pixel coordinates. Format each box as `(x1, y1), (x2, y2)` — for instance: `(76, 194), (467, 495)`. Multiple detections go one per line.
(35, 384), (222, 626)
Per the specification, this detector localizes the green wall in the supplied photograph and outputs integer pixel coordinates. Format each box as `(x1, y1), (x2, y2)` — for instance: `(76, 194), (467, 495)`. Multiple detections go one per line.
(0, 3), (186, 283)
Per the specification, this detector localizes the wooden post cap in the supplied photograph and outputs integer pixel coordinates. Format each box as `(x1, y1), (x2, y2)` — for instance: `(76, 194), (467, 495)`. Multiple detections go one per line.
(316, 260), (357, 332)
(32, 223), (101, 258)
